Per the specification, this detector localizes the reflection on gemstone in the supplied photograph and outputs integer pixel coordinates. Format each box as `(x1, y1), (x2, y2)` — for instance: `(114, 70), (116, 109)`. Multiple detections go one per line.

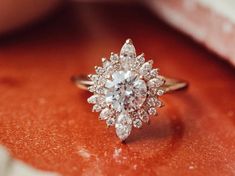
(115, 112), (132, 141)
(120, 39), (136, 58)
(105, 71), (147, 112)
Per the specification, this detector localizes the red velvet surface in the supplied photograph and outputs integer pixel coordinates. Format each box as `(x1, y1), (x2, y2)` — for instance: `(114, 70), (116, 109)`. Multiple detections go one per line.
(0, 2), (235, 176)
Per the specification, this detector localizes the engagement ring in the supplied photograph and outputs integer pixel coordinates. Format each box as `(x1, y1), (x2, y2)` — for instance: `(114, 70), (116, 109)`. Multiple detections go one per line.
(72, 39), (188, 141)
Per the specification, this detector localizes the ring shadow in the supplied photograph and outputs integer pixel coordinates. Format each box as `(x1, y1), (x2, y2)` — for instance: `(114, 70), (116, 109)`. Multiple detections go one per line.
(76, 87), (203, 163)
(125, 92), (203, 161)
(126, 101), (185, 146)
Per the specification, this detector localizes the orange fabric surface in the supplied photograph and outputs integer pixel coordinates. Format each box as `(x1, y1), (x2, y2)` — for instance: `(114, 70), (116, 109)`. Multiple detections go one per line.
(0, 2), (235, 176)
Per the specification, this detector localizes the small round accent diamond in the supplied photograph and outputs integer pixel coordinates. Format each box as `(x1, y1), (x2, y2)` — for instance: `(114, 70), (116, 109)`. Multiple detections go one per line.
(148, 107), (157, 116)
(133, 118), (142, 128)
(106, 117), (115, 126)
(156, 100), (163, 108)
(87, 39), (166, 141)
(99, 108), (112, 120)
(92, 104), (102, 112)
(139, 109), (149, 123)
(157, 89), (165, 96)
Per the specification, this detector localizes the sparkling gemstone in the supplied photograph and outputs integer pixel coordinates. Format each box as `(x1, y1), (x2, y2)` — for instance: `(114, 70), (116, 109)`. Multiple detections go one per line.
(156, 100), (163, 108)
(90, 74), (99, 82)
(96, 96), (106, 107)
(88, 86), (96, 93)
(147, 97), (156, 107)
(148, 107), (157, 116)
(157, 89), (165, 96)
(136, 54), (145, 67)
(99, 108), (112, 120)
(120, 56), (136, 70)
(148, 87), (157, 96)
(87, 95), (98, 104)
(104, 66), (114, 78)
(138, 109), (149, 123)
(115, 112), (132, 141)
(103, 59), (111, 68)
(92, 104), (102, 112)
(140, 61), (152, 76)
(97, 77), (106, 86)
(133, 118), (142, 128)
(110, 53), (119, 63)
(113, 63), (121, 70)
(105, 70), (147, 112)
(144, 73), (152, 81)
(96, 87), (106, 94)
(95, 67), (105, 75)
(120, 39), (136, 58)
(147, 78), (164, 88)
(106, 117), (115, 126)
(150, 69), (158, 78)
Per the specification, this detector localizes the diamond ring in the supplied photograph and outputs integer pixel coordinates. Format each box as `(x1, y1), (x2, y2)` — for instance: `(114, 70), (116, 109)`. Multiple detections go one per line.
(72, 39), (188, 141)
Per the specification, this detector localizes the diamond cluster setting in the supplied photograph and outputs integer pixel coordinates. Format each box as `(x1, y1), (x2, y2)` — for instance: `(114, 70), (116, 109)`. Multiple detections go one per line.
(87, 39), (165, 141)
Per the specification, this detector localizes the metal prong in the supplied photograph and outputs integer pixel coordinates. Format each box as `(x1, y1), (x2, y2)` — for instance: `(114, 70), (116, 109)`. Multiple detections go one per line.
(126, 38), (133, 44)
(102, 58), (106, 62)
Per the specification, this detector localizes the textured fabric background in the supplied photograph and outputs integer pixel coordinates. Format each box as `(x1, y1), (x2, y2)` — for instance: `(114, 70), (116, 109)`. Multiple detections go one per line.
(0, 2), (235, 176)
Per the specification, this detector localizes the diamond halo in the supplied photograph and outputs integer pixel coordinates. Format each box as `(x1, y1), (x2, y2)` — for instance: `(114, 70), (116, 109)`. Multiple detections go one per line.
(87, 39), (165, 141)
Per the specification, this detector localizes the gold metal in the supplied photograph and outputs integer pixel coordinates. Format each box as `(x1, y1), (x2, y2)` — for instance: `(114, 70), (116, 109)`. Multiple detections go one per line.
(71, 75), (188, 93)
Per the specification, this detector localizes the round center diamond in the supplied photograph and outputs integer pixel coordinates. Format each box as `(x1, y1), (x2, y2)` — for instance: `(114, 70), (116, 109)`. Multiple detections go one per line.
(105, 70), (147, 112)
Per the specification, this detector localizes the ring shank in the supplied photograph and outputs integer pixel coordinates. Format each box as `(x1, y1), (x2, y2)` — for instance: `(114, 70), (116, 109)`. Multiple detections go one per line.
(71, 75), (188, 93)
(162, 77), (188, 93)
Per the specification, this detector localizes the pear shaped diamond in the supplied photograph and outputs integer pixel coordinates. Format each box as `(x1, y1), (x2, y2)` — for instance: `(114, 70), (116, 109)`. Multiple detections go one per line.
(115, 112), (132, 141)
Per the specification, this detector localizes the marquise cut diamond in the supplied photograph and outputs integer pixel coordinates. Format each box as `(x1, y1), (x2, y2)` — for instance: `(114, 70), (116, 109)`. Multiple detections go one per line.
(115, 112), (132, 141)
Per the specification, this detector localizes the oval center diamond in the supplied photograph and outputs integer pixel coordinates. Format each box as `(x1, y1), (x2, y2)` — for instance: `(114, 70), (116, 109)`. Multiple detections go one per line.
(105, 70), (147, 112)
